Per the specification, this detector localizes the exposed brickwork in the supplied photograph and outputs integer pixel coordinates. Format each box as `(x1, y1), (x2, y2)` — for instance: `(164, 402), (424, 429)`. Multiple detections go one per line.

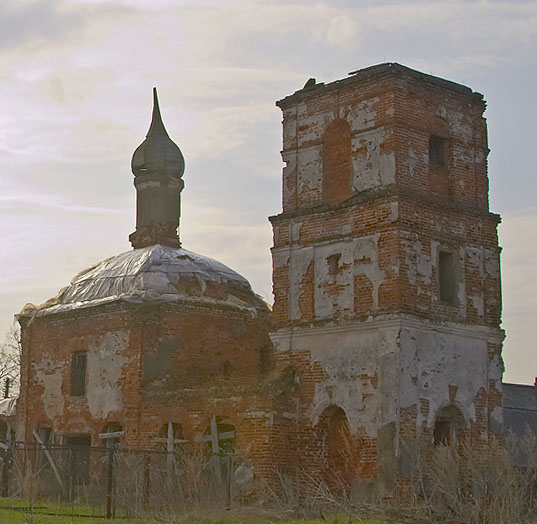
(16, 63), (504, 496)
(270, 63), (504, 490)
(16, 298), (282, 477)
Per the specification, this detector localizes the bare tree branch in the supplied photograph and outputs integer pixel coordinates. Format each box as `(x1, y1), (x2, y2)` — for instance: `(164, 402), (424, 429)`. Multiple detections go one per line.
(0, 323), (22, 398)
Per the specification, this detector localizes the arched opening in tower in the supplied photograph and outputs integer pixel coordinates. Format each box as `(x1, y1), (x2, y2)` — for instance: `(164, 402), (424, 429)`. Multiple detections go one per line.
(322, 118), (353, 205)
(316, 405), (354, 490)
(433, 404), (466, 446)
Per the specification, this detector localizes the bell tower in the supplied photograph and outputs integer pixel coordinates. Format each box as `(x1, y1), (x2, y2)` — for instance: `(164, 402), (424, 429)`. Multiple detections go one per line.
(269, 64), (504, 483)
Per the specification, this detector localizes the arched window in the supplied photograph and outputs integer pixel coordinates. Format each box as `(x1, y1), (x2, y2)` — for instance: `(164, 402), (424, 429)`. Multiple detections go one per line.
(433, 405), (465, 445)
(322, 118), (353, 204)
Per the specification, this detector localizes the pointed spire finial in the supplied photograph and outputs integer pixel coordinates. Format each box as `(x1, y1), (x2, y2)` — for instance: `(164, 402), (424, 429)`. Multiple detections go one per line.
(147, 87), (168, 137)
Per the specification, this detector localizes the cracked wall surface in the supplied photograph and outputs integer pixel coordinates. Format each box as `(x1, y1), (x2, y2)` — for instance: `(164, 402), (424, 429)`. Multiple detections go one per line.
(270, 64), (504, 485)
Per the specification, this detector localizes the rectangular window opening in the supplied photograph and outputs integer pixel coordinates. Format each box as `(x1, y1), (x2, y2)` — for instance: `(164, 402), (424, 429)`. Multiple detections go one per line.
(439, 251), (456, 304)
(429, 135), (446, 167)
(71, 352), (87, 397)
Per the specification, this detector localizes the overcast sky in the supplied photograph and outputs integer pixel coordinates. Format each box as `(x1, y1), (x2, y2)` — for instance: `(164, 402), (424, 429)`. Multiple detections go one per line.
(0, 0), (535, 384)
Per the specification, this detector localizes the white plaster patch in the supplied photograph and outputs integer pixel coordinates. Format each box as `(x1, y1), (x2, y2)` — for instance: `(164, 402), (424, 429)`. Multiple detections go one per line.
(400, 327), (488, 430)
(86, 331), (129, 419)
(297, 111), (332, 148)
(282, 107), (297, 145)
(290, 221), (302, 243)
(466, 247), (484, 278)
(297, 146), (322, 204)
(305, 324), (400, 435)
(314, 241), (355, 320)
(342, 97), (378, 132)
(484, 249), (500, 277)
(33, 358), (64, 421)
(354, 234), (385, 310)
(488, 354), (504, 382)
(470, 295), (485, 317)
(449, 111), (473, 141)
(351, 127), (395, 192)
(272, 250), (290, 270)
(389, 202), (399, 223)
(289, 246), (314, 321)
(282, 150), (297, 207)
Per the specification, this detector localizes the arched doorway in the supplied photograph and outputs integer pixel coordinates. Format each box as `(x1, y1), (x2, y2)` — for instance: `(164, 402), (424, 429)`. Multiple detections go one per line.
(316, 405), (354, 487)
(433, 404), (466, 445)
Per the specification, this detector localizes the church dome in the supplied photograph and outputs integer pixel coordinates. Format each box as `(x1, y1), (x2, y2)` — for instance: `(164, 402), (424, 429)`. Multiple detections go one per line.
(19, 91), (268, 320)
(131, 88), (185, 179)
(21, 245), (268, 318)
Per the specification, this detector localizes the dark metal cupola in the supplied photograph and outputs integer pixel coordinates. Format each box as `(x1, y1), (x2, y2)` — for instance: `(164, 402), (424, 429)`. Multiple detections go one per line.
(129, 88), (185, 249)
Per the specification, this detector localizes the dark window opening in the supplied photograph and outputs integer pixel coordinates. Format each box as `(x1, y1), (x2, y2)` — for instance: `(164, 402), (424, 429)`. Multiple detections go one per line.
(433, 405), (465, 446)
(439, 251), (456, 304)
(429, 135), (447, 167)
(66, 435), (91, 484)
(38, 426), (51, 445)
(71, 352), (87, 397)
(327, 254), (341, 276)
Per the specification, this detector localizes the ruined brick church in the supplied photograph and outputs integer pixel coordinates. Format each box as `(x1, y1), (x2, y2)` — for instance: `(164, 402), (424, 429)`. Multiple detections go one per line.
(16, 63), (504, 489)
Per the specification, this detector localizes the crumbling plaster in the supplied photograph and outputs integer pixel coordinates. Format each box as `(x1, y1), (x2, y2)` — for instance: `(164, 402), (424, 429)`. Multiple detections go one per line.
(399, 325), (490, 431)
(273, 233), (386, 322)
(272, 322), (400, 437)
(282, 96), (395, 209)
(33, 357), (64, 421)
(86, 330), (129, 419)
(31, 330), (130, 426)
(351, 127), (395, 192)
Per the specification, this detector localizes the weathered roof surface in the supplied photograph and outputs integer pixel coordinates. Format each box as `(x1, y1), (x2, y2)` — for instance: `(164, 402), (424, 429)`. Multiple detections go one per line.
(20, 245), (266, 318)
(503, 383), (537, 434)
(503, 382), (537, 466)
(276, 62), (484, 110)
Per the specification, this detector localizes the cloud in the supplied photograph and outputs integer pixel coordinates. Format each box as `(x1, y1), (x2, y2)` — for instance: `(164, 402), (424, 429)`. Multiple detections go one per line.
(324, 14), (361, 48)
(0, 0), (82, 50)
(0, 0), (535, 386)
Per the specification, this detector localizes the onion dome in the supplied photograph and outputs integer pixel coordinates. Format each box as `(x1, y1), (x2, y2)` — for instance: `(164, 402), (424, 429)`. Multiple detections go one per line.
(131, 88), (185, 179)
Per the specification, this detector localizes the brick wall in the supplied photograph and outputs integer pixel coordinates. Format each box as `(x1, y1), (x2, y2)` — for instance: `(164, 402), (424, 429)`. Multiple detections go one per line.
(270, 63), (504, 487)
